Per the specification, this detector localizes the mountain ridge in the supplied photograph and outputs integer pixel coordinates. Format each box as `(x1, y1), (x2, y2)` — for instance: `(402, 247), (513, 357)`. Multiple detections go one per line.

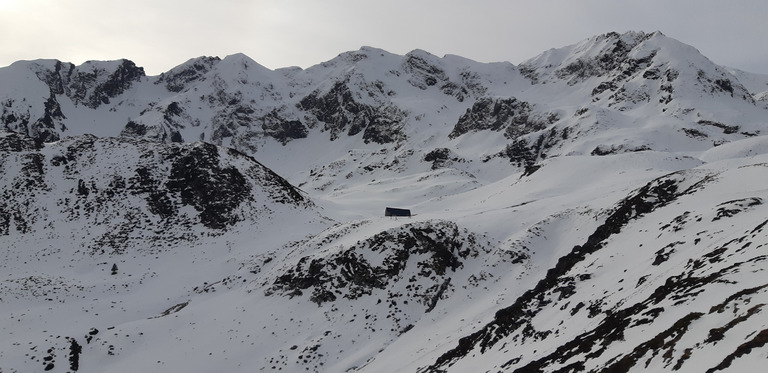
(2, 30), (768, 372)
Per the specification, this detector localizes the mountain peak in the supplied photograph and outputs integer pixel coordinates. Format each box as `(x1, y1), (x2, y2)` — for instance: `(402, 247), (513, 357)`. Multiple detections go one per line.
(519, 30), (754, 108)
(217, 52), (272, 75)
(156, 56), (222, 92)
(3, 31), (768, 373)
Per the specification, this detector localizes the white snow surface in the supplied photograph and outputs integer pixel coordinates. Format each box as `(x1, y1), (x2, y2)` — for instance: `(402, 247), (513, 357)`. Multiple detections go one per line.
(2, 31), (768, 372)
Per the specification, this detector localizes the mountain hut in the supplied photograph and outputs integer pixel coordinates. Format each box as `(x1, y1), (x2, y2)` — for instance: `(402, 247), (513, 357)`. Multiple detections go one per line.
(385, 207), (411, 217)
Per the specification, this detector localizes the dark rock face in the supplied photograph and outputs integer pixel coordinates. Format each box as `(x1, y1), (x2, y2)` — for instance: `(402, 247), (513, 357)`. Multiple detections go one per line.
(34, 60), (75, 95)
(550, 32), (654, 86)
(0, 131), (43, 152)
(450, 97), (558, 139)
(591, 144), (651, 156)
(166, 143), (250, 229)
(259, 109), (308, 145)
(6, 59), (146, 143)
(93, 60), (145, 106)
(422, 169), (768, 372)
(425, 171), (689, 371)
(161, 102), (186, 143)
(0, 99), (29, 139)
(361, 105), (407, 144)
(403, 52), (449, 91)
(503, 139), (538, 170)
(1, 88), (66, 144)
(424, 148), (452, 170)
(697, 119), (740, 135)
(695, 70), (754, 102)
(298, 81), (406, 144)
(424, 148), (465, 170)
(269, 221), (487, 306)
(67, 59), (145, 109)
(402, 51), (484, 102)
(121, 102), (190, 144)
(298, 81), (367, 140)
(68, 338), (82, 371)
(0, 143), (48, 235)
(520, 31), (754, 113)
(0, 133), (311, 252)
(35, 90), (66, 142)
(121, 120), (149, 136)
(156, 56), (221, 92)
(501, 126), (567, 172)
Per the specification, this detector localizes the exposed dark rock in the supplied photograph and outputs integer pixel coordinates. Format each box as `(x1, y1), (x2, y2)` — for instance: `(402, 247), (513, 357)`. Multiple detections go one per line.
(502, 126), (564, 172)
(504, 139), (538, 170)
(34, 60), (74, 95)
(269, 221), (486, 307)
(705, 304), (764, 344)
(697, 120), (740, 135)
(592, 81), (619, 97)
(76, 179), (89, 196)
(166, 143), (251, 229)
(425, 171), (688, 372)
(695, 70), (753, 102)
(706, 329), (768, 373)
(298, 81), (370, 140)
(552, 32), (655, 86)
(361, 105), (406, 144)
(450, 97), (558, 139)
(2, 100), (32, 142)
(0, 134), (311, 253)
(68, 338), (82, 371)
(30, 89), (65, 143)
(518, 65), (539, 84)
(599, 312), (704, 373)
(591, 144), (651, 156)
(156, 56), (221, 92)
(425, 278), (451, 313)
(298, 82), (405, 143)
(122, 120), (149, 136)
(260, 109), (308, 144)
(682, 127), (708, 139)
(713, 79), (733, 95)
(0, 131), (43, 152)
(643, 67), (661, 80)
(69, 59), (145, 108)
(713, 198), (762, 221)
(424, 148), (454, 170)
(403, 52), (448, 90)
(653, 241), (685, 266)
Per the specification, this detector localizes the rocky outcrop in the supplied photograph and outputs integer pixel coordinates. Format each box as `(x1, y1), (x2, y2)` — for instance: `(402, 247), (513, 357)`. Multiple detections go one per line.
(269, 221), (491, 306)
(156, 56), (221, 93)
(424, 171), (692, 371)
(259, 109), (308, 144)
(60, 59), (146, 109)
(298, 81), (406, 144)
(450, 97), (558, 139)
(0, 133), (313, 252)
(1, 94), (64, 144)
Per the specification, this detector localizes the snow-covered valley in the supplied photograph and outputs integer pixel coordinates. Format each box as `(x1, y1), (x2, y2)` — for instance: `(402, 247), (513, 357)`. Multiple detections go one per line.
(2, 31), (768, 372)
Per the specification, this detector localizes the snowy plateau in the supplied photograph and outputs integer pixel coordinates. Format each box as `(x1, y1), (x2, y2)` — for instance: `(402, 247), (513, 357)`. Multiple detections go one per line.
(2, 30), (768, 372)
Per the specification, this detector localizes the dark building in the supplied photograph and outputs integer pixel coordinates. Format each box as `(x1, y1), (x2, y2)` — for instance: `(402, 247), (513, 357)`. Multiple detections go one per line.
(385, 207), (411, 217)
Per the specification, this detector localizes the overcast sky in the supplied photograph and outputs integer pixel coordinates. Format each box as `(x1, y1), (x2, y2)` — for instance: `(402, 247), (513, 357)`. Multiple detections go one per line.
(1, 0), (766, 75)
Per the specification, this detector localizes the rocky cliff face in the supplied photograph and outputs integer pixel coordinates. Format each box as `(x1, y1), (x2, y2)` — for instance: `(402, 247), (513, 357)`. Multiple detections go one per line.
(31, 59), (146, 109)
(3, 32), (764, 181)
(0, 132), (315, 253)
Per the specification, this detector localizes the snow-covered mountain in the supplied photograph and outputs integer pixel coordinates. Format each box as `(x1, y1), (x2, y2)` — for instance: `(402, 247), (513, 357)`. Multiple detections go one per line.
(2, 31), (768, 372)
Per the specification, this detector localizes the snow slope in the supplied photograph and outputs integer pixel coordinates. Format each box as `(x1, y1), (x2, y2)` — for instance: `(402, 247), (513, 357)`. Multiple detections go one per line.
(2, 31), (768, 372)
